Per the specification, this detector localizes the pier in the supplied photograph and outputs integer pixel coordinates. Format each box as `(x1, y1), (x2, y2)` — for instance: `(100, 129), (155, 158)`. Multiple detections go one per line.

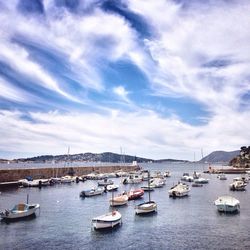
(0, 164), (140, 184)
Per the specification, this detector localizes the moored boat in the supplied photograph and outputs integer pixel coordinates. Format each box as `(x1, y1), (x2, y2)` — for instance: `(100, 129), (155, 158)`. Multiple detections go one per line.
(229, 180), (247, 191)
(194, 177), (209, 184)
(126, 189), (144, 200)
(92, 210), (122, 230)
(169, 183), (190, 198)
(106, 184), (119, 192)
(109, 194), (128, 206)
(80, 187), (104, 197)
(1, 203), (40, 220)
(214, 196), (240, 213)
(98, 178), (114, 186)
(217, 173), (227, 180)
(135, 170), (157, 215)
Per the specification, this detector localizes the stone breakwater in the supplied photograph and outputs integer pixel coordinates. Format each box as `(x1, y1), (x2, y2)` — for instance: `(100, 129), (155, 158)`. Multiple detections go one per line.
(0, 165), (140, 183)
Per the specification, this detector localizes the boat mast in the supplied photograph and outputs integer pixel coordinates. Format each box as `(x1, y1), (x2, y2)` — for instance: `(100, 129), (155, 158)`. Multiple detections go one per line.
(148, 170), (151, 202)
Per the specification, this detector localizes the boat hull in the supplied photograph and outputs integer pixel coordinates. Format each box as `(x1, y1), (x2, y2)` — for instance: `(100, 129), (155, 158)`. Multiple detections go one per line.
(92, 211), (122, 229)
(216, 204), (240, 213)
(135, 201), (157, 214)
(1, 204), (40, 219)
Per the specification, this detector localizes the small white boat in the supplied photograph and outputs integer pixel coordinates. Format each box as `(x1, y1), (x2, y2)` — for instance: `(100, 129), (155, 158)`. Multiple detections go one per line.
(98, 179), (114, 186)
(135, 201), (157, 214)
(150, 178), (165, 188)
(0, 203), (40, 220)
(135, 170), (157, 215)
(233, 175), (249, 183)
(122, 173), (142, 184)
(217, 173), (227, 180)
(229, 180), (247, 191)
(164, 171), (171, 177)
(109, 194), (128, 206)
(181, 173), (194, 182)
(92, 211), (122, 230)
(106, 184), (119, 192)
(61, 176), (73, 183)
(80, 187), (104, 197)
(169, 183), (190, 198)
(214, 196), (240, 213)
(194, 178), (209, 184)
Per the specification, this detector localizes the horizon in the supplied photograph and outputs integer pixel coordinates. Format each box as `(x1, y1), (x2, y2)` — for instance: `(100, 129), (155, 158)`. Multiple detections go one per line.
(0, 0), (249, 160)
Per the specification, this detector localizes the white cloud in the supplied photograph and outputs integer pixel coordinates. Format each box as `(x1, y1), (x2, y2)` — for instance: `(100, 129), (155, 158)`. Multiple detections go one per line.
(113, 85), (130, 102)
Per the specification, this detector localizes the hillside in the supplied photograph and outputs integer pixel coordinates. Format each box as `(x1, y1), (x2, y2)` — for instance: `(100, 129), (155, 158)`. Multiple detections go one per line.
(13, 152), (153, 164)
(229, 146), (250, 167)
(199, 150), (240, 163)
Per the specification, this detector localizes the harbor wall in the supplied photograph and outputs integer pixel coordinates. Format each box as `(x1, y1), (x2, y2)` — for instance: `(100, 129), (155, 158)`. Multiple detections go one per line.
(0, 165), (140, 182)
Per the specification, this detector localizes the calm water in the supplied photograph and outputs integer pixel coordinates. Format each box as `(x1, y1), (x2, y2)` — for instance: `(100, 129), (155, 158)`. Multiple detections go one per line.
(0, 163), (249, 250)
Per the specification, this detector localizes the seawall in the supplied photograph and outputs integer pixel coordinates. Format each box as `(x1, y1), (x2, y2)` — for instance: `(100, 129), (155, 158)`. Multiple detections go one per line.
(0, 165), (140, 183)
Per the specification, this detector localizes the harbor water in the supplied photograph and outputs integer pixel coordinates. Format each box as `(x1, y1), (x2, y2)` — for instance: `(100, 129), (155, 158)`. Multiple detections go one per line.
(0, 162), (249, 250)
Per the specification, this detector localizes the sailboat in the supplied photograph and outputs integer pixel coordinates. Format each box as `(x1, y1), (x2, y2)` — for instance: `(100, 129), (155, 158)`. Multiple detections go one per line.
(0, 194), (40, 220)
(92, 190), (122, 230)
(135, 170), (157, 215)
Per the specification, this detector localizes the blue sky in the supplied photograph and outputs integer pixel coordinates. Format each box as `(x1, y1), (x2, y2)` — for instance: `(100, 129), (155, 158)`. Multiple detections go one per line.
(0, 0), (250, 160)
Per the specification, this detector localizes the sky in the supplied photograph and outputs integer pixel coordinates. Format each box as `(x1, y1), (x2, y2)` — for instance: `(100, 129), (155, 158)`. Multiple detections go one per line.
(0, 0), (249, 160)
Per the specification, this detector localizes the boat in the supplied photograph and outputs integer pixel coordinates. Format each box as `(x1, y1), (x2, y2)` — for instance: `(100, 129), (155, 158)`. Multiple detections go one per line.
(122, 173), (142, 184)
(126, 189), (144, 200)
(169, 183), (190, 198)
(0, 195), (40, 220)
(194, 177), (209, 184)
(106, 184), (119, 192)
(180, 173), (194, 182)
(229, 180), (247, 191)
(80, 187), (104, 197)
(135, 170), (157, 215)
(150, 178), (165, 188)
(164, 171), (171, 177)
(217, 173), (227, 180)
(214, 196), (240, 213)
(109, 194), (128, 206)
(61, 175), (73, 183)
(233, 175), (249, 183)
(92, 190), (122, 229)
(92, 210), (122, 230)
(98, 178), (114, 186)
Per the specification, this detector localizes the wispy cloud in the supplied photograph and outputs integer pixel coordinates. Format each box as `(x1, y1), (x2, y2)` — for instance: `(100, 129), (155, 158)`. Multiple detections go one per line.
(0, 0), (249, 159)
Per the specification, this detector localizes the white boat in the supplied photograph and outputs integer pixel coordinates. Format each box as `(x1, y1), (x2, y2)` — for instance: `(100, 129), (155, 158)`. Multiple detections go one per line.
(0, 203), (40, 220)
(229, 180), (247, 191)
(109, 194), (128, 206)
(92, 210), (122, 230)
(98, 179), (114, 186)
(122, 173), (142, 184)
(150, 178), (165, 188)
(214, 196), (240, 213)
(169, 183), (190, 198)
(181, 173), (194, 182)
(194, 177), (209, 184)
(106, 184), (119, 191)
(217, 173), (227, 180)
(164, 171), (171, 177)
(233, 175), (249, 183)
(135, 170), (157, 215)
(61, 176), (73, 183)
(135, 201), (157, 214)
(80, 187), (104, 197)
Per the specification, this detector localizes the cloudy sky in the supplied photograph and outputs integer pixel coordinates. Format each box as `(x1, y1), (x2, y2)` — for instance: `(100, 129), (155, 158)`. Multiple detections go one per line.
(0, 0), (249, 160)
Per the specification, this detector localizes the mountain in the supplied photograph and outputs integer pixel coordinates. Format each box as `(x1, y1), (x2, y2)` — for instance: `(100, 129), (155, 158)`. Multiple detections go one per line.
(13, 152), (153, 163)
(229, 146), (250, 167)
(199, 150), (240, 163)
